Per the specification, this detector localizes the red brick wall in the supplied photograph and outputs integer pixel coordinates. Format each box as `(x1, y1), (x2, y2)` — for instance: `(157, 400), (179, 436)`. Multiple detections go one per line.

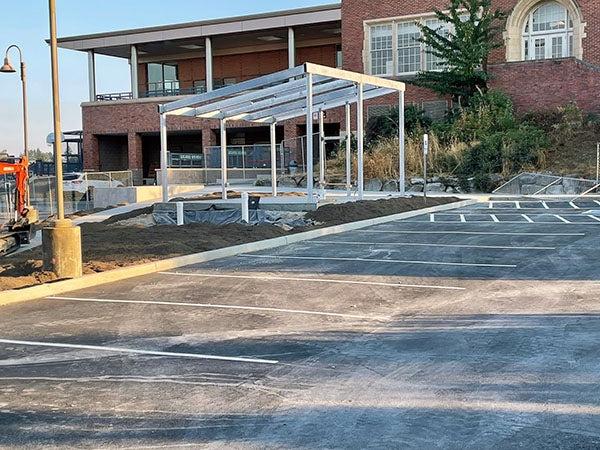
(490, 58), (600, 113)
(137, 44), (337, 91)
(341, 0), (600, 106)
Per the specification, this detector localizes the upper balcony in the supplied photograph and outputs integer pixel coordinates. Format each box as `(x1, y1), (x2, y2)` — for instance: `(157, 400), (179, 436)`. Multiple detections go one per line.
(57, 3), (342, 104)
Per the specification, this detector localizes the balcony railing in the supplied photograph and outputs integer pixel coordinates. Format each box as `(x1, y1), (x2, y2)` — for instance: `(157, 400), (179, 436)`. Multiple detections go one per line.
(96, 81), (207, 102)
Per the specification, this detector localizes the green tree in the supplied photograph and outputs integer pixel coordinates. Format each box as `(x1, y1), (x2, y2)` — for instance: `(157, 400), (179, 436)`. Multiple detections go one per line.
(414, 0), (506, 105)
(28, 148), (53, 162)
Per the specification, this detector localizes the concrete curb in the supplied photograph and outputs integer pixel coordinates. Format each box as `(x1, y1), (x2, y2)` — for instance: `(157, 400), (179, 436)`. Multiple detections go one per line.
(0, 199), (475, 307)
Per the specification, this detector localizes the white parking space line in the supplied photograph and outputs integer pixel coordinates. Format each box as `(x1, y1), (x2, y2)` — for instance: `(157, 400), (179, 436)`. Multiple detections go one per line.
(460, 214), (466, 223)
(315, 241), (555, 250)
(522, 214), (534, 223)
(0, 339), (278, 365)
(49, 297), (389, 321)
(542, 201), (550, 209)
(363, 230), (585, 237)
(160, 272), (465, 291)
(490, 214), (500, 223)
(239, 254), (518, 269)
(595, 200), (600, 206)
(489, 202), (493, 209)
(586, 215), (600, 222)
(430, 214), (435, 223)
(397, 220), (596, 225)
(569, 202), (580, 209)
(515, 201), (521, 209)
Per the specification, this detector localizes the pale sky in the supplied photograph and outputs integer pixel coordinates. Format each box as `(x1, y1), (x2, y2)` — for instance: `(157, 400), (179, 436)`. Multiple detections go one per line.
(0, 0), (331, 156)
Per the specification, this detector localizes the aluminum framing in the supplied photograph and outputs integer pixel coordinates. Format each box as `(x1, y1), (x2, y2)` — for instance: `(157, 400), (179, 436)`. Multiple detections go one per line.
(159, 63), (405, 202)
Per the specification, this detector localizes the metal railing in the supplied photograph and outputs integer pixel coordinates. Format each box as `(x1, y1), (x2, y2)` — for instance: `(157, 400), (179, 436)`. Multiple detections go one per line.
(493, 172), (600, 196)
(96, 81), (207, 102)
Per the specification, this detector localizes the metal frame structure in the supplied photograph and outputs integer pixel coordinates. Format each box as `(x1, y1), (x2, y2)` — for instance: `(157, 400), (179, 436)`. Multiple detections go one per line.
(159, 63), (406, 202)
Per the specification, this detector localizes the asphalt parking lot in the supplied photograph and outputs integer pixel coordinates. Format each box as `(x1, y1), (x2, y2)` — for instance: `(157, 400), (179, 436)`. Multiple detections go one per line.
(1, 200), (600, 449)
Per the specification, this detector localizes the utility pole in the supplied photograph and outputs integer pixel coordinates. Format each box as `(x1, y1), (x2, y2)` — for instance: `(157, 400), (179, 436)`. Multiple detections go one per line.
(42, 0), (83, 278)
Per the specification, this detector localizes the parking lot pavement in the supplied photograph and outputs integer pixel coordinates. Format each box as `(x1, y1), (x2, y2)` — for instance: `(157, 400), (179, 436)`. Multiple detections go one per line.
(1, 200), (600, 448)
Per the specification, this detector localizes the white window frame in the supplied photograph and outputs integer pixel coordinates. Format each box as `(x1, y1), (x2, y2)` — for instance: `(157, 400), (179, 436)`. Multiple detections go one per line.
(364, 12), (459, 77)
(522, 2), (574, 61)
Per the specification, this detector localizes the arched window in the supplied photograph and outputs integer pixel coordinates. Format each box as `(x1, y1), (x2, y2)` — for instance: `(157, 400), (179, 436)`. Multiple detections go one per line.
(522, 2), (573, 60)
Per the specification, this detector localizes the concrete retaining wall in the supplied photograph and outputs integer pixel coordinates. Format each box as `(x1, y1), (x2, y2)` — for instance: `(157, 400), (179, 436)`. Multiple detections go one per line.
(93, 185), (202, 208)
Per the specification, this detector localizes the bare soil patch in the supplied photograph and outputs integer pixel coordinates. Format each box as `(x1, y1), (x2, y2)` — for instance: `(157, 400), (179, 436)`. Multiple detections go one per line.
(1, 196), (459, 291)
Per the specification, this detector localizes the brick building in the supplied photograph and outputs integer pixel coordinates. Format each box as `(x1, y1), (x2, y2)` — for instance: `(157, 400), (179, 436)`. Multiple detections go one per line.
(57, 0), (600, 183)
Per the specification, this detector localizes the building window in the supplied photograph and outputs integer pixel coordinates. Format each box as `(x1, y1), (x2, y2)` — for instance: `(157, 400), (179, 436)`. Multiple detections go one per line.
(336, 44), (343, 68)
(147, 63), (179, 95)
(367, 16), (452, 76)
(522, 2), (573, 60)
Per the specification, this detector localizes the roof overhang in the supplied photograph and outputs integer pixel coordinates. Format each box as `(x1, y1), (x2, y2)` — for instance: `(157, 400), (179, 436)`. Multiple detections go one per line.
(55, 3), (341, 58)
(161, 63), (405, 124)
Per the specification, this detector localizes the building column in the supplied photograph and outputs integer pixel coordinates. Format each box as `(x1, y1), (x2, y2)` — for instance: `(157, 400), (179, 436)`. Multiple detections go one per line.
(205, 37), (213, 92)
(83, 132), (99, 171)
(87, 50), (96, 102)
(130, 45), (139, 99)
(127, 132), (143, 185)
(288, 27), (295, 68)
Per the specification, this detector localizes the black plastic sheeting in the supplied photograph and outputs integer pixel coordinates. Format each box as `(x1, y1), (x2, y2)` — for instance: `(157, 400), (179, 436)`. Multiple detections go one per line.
(153, 209), (312, 228)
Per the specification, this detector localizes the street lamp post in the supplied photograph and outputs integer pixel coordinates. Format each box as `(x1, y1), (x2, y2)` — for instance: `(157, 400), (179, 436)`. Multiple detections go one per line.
(41, 0), (83, 279)
(0, 45), (29, 160)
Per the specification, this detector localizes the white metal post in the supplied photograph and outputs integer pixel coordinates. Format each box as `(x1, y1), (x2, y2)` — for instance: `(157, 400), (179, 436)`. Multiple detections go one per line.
(241, 191), (249, 223)
(318, 109), (325, 193)
(87, 50), (96, 102)
(130, 45), (139, 99)
(159, 112), (169, 202)
(596, 142), (599, 184)
(399, 91), (405, 195)
(205, 37), (213, 92)
(306, 73), (314, 199)
(220, 119), (228, 199)
(288, 27), (295, 69)
(345, 102), (352, 196)
(176, 202), (184, 226)
(270, 122), (278, 197)
(357, 83), (365, 200)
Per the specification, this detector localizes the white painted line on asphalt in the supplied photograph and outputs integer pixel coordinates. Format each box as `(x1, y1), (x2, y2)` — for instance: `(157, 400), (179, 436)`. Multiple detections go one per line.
(542, 201), (550, 209)
(569, 202), (580, 209)
(460, 214), (466, 223)
(522, 214), (534, 223)
(586, 215), (600, 222)
(430, 214), (435, 223)
(488, 202), (493, 209)
(49, 297), (389, 321)
(315, 241), (556, 250)
(595, 200), (600, 206)
(363, 230), (585, 236)
(554, 214), (571, 223)
(515, 201), (521, 209)
(394, 220), (597, 225)
(160, 272), (465, 291)
(490, 214), (500, 223)
(239, 254), (518, 269)
(0, 339), (279, 365)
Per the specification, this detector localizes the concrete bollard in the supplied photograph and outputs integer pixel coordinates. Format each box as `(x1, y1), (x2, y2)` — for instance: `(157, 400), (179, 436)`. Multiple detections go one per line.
(42, 219), (83, 279)
(241, 192), (249, 223)
(176, 202), (184, 226)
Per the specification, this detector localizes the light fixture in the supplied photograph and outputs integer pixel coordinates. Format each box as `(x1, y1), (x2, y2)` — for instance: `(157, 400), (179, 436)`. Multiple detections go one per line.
(180, 44), (204, 50)
(257, 35), (284, 42)
(0, 56), (16, 73)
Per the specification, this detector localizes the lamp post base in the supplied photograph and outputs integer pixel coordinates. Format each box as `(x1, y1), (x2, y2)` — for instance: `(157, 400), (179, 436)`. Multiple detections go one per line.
(42, 219), (82, 279)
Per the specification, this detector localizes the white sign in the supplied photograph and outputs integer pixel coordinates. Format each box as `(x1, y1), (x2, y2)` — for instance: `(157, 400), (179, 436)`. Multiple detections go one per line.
(423, 134), (429, 155)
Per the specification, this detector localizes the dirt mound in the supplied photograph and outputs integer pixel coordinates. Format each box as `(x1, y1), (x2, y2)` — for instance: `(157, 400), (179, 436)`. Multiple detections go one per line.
(307, 196), (459, 225)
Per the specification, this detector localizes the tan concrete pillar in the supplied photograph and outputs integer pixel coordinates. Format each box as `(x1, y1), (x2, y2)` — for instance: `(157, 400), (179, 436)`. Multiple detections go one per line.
(42, 219), (82, 279)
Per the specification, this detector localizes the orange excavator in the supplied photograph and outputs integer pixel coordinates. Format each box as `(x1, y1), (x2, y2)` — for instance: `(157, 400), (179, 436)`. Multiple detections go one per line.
(1, 156), (38, 255)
